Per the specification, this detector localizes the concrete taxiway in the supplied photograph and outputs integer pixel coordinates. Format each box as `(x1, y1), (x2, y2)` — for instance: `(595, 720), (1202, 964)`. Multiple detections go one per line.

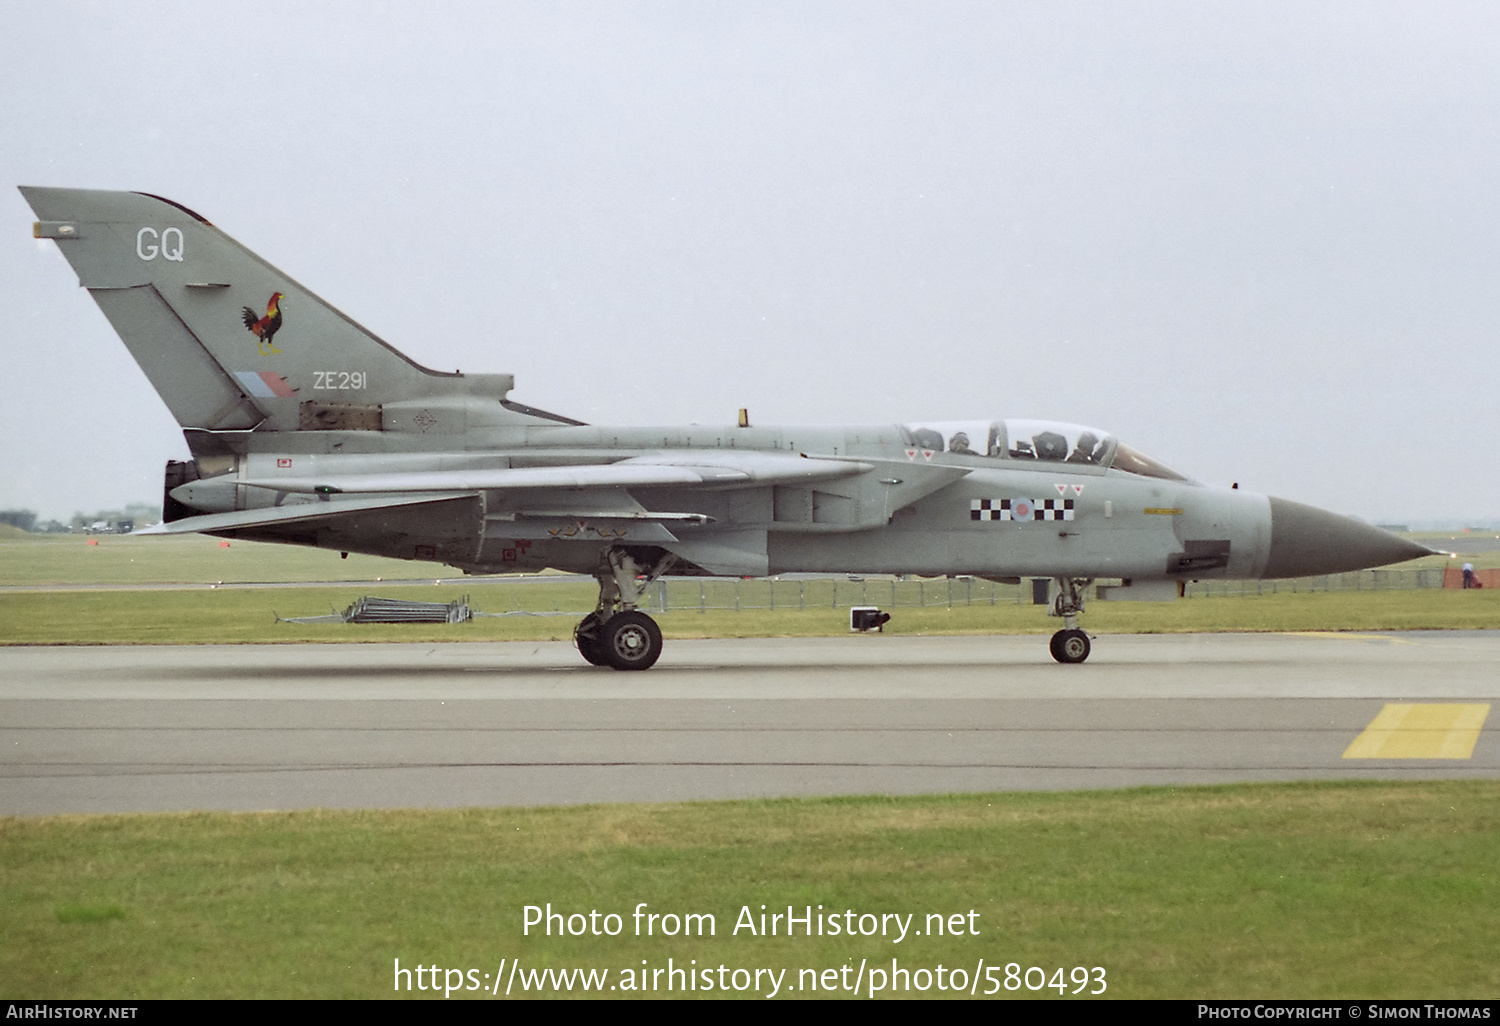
(2, 632), (1497, 816)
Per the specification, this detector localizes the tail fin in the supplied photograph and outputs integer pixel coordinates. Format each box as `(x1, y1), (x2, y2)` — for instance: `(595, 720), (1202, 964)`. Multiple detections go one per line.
(21, 187), (576, 453)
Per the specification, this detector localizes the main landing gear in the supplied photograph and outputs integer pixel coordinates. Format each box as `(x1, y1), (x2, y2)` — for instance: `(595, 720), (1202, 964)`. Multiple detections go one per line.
(575, 548), (675, 671)
(1048, 576), (1092, 664)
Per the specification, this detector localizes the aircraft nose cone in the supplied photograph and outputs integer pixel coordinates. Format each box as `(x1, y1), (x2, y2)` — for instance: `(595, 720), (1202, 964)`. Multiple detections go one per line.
(1262, 497), (1436, 578)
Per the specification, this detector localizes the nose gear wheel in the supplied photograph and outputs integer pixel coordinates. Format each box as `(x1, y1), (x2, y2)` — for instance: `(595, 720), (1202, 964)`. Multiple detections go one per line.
(1049, 628), (1091, 664)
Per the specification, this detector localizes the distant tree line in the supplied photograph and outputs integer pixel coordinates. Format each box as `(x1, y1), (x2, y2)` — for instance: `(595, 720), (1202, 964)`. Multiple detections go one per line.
(0, 504), (161, 533)
(0, 510), (38, 532)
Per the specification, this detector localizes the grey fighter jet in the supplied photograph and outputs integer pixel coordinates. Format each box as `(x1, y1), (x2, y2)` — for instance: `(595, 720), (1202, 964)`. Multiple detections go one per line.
(21, 187), (1433, 669)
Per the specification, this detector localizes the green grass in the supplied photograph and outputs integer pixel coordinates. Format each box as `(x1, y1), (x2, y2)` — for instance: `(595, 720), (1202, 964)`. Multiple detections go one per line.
(0, 532), (451, 586)
(3, 782), (1497, 999)
(54, 903), (128, 924)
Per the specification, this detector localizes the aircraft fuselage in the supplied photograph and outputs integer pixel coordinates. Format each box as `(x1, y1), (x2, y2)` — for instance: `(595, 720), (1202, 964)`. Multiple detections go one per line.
(165, 421), (1263, 583)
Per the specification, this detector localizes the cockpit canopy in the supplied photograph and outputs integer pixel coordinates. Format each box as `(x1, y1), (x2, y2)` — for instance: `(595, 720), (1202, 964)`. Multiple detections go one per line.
(901, 418), (1189, 481)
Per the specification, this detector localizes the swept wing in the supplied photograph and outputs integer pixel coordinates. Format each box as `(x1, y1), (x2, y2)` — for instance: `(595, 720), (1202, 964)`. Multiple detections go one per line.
(241, 451), (876, 494)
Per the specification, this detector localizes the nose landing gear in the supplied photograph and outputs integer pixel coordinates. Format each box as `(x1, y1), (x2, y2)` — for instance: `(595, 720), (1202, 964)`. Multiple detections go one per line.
(1048, 576), (1093, 664)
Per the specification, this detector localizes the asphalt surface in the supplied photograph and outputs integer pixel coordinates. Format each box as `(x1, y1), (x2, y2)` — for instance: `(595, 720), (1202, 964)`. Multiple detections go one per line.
(3, 632), (1497, 816)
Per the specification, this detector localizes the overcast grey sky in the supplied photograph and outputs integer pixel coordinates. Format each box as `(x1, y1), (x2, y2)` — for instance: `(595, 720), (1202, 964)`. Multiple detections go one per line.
(3, 1), (1498, 524)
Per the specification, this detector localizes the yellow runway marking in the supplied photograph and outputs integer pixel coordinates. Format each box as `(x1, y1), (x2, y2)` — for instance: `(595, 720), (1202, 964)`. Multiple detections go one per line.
(1342, 704), (1491, 759)
(1281, 632), (1418, 644)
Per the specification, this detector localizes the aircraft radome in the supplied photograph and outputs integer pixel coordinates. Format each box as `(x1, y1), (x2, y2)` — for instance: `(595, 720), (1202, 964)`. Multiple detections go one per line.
(21, 187), (1435, 669)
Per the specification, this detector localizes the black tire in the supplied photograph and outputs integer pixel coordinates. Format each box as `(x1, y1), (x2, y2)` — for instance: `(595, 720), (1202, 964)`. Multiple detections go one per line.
(1051, 628), (1091, 664)
(600, 611), (663, 671)
(575, 613), (610, 666)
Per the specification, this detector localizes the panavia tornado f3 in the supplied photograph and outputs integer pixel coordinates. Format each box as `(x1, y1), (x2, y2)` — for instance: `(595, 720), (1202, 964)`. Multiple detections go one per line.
(21, 186), (1434, 669)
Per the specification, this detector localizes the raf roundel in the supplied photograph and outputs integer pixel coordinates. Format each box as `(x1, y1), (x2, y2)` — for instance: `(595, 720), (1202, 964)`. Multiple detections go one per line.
(970, 498), (1075, 522)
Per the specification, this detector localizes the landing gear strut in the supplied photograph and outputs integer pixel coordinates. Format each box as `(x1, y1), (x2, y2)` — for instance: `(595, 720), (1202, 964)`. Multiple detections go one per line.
(1048, 576), (1092, 664)
(574, 548), (675, 670)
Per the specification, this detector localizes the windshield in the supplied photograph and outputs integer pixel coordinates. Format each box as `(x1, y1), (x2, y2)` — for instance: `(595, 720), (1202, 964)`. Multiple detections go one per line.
(1110, 442), (1191, 481)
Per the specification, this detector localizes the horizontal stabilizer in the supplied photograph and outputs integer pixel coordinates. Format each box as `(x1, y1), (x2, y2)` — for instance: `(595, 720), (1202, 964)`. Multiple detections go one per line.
(243, 452), (874, 494)
(135, 492), (472, 535)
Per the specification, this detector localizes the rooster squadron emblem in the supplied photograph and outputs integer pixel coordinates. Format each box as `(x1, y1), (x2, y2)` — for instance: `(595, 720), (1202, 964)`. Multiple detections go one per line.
(241, 292), (285, 354)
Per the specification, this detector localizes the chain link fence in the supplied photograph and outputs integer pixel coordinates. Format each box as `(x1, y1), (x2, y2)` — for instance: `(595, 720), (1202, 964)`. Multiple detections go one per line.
(1182, 568), (1446, 597)
(644, 576), (1018, 613)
